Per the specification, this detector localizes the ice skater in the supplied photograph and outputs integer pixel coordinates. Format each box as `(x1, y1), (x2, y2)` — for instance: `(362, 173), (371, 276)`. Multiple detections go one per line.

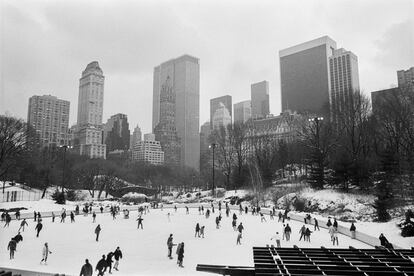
(237, 232), (242, 245)
(105, 251), (114, 274)
(195, 223), (201, 237)
(4, 213), (11, 227)
(35, 220), (43, 237)
(332, 228), (339, 246)
(260, 212), (266, 222)
(299, 225), (306, 241)
(79, 259), (93, 276)
(40, 242), (52, 264)
(176, 242), (184, 267)
(167, 234), (176, 259)
(314, 218), (320, 231)
(113, 246), (123, 271)
(18, 219), (28, 232)
(52, 212), (55, 222)
(136, 216), (144, 229)
(284, 224), (292, 241)
(305, 227), (312, 242)
(95, 255), (107, 276)
(200, 226), (205, 238)
(237, 222), (244, 233)
(70, 211), (75, 223)
(92, 211), (96, 223)
(7, 238), (17, 259)
(13, 232), (23, 243)
(95, 224), (101, 241)
(270, 232), (281, 248)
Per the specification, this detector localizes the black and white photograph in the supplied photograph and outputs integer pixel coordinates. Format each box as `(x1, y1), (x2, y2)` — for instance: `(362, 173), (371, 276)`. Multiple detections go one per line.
(0, 0), (413, 275)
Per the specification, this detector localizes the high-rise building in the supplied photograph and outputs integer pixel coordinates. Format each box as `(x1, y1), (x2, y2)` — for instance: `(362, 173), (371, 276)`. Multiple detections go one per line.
(27, 95), (70, 147)
(279, 36), (337, 115)
(153, 55), (200, 170)
(251, 81), (270, 119)
(210, 95), (232, 128)
(104, 113), (130, 153)
(75, 61), (106, 159)
(397, 67), (414, 88)
(234, 100), (251, 123)
(199, 121), (211, 157)
(212, 103), (232, 130)
(329, 48), (360, 123)
(130, 125), (142, 149)
(132, 133), (164, 165)
(153, 76), (181, 166)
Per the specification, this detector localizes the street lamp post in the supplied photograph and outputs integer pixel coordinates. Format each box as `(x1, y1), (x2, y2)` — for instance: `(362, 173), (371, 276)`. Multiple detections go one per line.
(209, 143), (216, 197)
(60, 145), (72, 194)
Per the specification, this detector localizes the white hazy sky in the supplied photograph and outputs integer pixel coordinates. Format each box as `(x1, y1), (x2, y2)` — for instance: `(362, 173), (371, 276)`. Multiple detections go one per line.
(1, 0), (413, 134)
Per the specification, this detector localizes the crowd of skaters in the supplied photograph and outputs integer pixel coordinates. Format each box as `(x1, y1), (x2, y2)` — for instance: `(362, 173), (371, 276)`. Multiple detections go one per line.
(2, 199), (395, 274)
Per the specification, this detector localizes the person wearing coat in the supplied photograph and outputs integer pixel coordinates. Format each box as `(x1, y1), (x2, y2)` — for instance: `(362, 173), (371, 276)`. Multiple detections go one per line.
(40, 242), (52, 264)
(105, 252), (114, 274)
(195, 223), (200, 237)
(95, 255), (107, 276)
(95, 224), (101, 241)
(19, 219), (28, 232)
(7, 238), (17, 259)
(14, 232), (23, 243)
(350, 223), (356, 239)
(113, 247), (123, 271)
(79, 259), (93, 276)
(177, 242), (184, 267)
(35, 221), (43, 237)
(167, 234), (176, 259)
(237, 222), (244, 233)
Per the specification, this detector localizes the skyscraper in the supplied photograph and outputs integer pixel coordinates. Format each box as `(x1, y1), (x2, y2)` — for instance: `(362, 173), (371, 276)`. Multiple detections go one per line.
(279, 36), (337, 115)
(199, 121), (211, 157)
(329, 48), (360, 123)
(130, 125), (142, 149)
(397, 67), (414, 89)
(75, 61), (106, 159)
(251, 81), (270, 119)
(212, 103), (232, 129)
(210, 95), (232, 128)
(153, 55), (200, 170)
(132, 133), (164, 165)
(104, 113), (130, 153)
(234, 100), (251, 123)
(27, 95), (70, 147)
(153, 76), (181, 166)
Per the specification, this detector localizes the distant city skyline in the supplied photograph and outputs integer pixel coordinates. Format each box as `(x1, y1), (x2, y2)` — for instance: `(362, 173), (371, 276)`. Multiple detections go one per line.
(1, 1), (413, 134)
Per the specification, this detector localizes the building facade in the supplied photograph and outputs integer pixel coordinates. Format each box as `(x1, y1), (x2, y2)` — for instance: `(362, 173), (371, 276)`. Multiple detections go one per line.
(153, 76), (181, 166)
(251, 81), (270, 119)
(210, 95), (232, 129)
(75, 61), (106, 159)
(132, 133), (164, 165)
(104, 113), (130, 153)
(27, 95), (70, 147)
(234, 100), (251, 124)
(152, 55), (200, 170)
(397, 67), (414, 88)
(279, 36), (337, 115)
(130, 125), (142, 149)
(212, 102), (232, 130)
(329, 48), (360, 124)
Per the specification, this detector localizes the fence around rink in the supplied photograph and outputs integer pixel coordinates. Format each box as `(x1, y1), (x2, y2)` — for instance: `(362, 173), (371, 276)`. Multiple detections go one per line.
(0, 190), (42, 203)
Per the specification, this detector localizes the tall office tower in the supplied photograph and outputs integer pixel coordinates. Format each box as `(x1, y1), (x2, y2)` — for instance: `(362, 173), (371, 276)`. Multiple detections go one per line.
(75, 61), (106, 159)
(132, 133), (164, 165)
(27, 95), (70, 147)
(130, 125), (142, 149)
(234, 100), (251, 123)
(397, 67), (414, 89)
(154, 76), (181, 166)
(210, 95), (232, 128)
(251, 81), (270, 119)
(199, 121), (211, 157)
(104, 113), (130, 153)
(329, 48), (360, 123)
(212, 103), (232, 129)
(153, 55), (200, 170)
(279, 36), (337, 115)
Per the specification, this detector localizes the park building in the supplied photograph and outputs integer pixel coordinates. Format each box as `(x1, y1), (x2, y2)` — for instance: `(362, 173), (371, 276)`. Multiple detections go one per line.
(132, 133), (164, 165)
(27, 94), (70, 147)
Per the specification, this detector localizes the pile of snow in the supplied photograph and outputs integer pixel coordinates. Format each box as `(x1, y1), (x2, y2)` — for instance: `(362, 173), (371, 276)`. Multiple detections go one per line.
(120, 192), (148, 204)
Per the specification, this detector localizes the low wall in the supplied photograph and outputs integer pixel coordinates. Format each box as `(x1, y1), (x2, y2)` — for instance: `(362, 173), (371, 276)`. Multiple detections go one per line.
(0, 267), (65, 276)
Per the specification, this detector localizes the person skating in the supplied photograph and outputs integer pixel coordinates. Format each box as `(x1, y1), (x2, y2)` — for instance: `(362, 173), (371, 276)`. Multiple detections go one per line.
(305, 227), (312, 242)
(260, 212), (266, 222)
(167, 234), (176, 259)
(244, 206), (248, 214)
(326, 218), (332, 227)
(96, 255), (107, 276)
(282, 224), (286, 240)
(92, 211), (96, 223)
(332, 228), (339, 246)
(379, 233), (393, 249)
(333, 218), (338, 229)
(18, 219), (28, 232)
(15, 210), (20, 220)
(299, 225), (306, 241)
(270, 232), (281, 248)
(35, 220), (43, 237)
(270, 211), (274, 220)
(34, 211), (37, 221)
(226, 207), (230, 217)
(105, 252), (114, 274)
(215, 216), (220, 229)
(40, 242), (52, 264)
(239, 204), (243, 215)
(328, 225), (334, 241)
(70, 211), (75, 223)
(174, 205), (177, 212)
(136, 216), (144, 229)
(314, 218), (320, 231)
(4, 213), (11, 227)
(186, 206), (189, 214)
(79, 259), (93, 276)
(237, 222), (244, 233)
(195, 223), (201, 237)
(284, 224), (292, 241)
(232, 219), (237, 230)
(7, 238), (17, 259)
(233, 213), (237, 221)
(177, 242), (184, 267)
(113, 247), (123, 271)
(14, 232), (23, 243)
(278, 211), (283, 222)
(60, 209), (66, 223)
(95, 224), (101, 241)
(201, 206), (204, 215)
(200, 226), (205, 238)
(236, 232), (242, 245)
(37, 212), (41, 222)
(52, 212), (55, 222)
(350, 222), (356, 239)
(100, 206), (104, 213)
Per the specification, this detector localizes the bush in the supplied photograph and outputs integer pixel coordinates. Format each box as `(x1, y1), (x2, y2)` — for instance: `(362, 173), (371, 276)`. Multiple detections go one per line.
(66, 190), (78, 201)
(293, 198), (306, 212)
(51, 190), (66, 204)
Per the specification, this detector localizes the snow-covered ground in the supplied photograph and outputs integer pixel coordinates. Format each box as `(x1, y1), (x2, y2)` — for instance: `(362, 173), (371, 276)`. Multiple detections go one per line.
(0, 207), (370, 275)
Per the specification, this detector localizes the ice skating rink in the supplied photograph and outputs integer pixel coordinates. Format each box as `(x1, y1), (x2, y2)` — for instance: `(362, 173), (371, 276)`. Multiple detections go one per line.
(0, 207), (371, 275)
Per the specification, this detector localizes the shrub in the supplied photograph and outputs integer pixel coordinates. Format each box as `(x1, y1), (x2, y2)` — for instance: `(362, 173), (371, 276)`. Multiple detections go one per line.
(293, 198), (306, 212)
(51, 190), (66, 204)
(66, 190), (78, 201)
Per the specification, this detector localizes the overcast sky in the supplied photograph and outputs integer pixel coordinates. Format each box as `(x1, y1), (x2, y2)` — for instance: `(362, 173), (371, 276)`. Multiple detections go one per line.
(1, 0), (413, 134)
